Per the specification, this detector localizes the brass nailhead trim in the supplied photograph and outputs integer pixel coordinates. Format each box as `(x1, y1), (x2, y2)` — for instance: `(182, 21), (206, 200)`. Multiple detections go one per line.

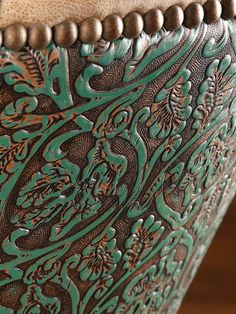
(221, 0), (236, 19)
(0, 0), (234, 50)
(28, 23), (52, 50)
(102, 15), (124, 41)
(54, 20), (78, 47)
(79, 17), (103, 44)
(4, 23), (27, 51)
(123, 12), (144, 39)
(203, 0), (222, 24)
(184, 2), (204, 28)
(164, 5), (184, 31)
(144, 9), (164, 35)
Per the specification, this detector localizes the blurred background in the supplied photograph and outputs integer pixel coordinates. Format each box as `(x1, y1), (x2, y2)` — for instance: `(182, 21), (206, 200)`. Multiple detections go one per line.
(180, 197), (236, 314)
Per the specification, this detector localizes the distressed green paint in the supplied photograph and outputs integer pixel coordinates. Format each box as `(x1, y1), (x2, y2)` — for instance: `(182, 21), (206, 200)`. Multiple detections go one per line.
(0, 19), (236, 313)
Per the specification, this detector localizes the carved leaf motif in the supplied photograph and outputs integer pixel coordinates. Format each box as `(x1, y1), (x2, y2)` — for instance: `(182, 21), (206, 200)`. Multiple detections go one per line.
(115, 265), (158, 313)
(124, 28), (184, 82)
(85, 38), (132, 66)
(84, 139), (127, 196)
(49, 139), (127, 241)
(0, 97), (39, 129)
(79, 228), (121, 281)
(18, 285), (61, 314)
(23, 247), (66, 285)
(146, 69), (192, 139)
(188, 126), (236, 191)
(0, 135), (30, 184)
(161, 134), (182, 162)
(0, 48), (60, 91)
(15, 159), (79, 229)
(117, 231), (192, 313)
(123, 215), (164, 270)
(193, 55), (236, 129)
(50, 193), (101, 242)
(0, 46), (73, 111)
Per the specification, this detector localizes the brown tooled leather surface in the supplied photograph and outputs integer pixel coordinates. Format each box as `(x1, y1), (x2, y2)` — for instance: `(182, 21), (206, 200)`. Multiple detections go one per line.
(0, 0), (206, 27)
(0, 19), (236, 313)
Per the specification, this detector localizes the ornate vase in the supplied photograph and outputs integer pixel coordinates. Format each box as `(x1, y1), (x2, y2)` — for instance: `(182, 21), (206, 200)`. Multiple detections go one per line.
(0, 0), (235, 313)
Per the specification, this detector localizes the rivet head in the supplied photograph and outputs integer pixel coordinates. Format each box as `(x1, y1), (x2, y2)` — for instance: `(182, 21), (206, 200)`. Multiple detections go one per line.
(144, 9), (164, 35)
(54, 20), (78, 47)
(221, 0), (236, 20)
(4, 23), (27, 51)
(204, 0), (222, 24)
(79, 17), (103, 44)
(164, 5), (184, 32)
(184, 2), (204, 28)
(28, 23), (52, 49)
(123, 12), (144, 39)
(102, 15), (123, 41)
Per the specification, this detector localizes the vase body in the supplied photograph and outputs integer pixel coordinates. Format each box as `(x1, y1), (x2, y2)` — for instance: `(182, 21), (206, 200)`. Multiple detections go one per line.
(0, 19), (236, 314)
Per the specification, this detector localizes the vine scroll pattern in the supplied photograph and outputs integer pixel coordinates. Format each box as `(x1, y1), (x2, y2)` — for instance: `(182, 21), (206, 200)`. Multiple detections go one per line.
(0, 19), (236, 313)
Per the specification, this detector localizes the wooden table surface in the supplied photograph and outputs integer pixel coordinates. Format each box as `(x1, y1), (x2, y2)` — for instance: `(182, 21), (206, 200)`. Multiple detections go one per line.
(179, 198), (236, 314)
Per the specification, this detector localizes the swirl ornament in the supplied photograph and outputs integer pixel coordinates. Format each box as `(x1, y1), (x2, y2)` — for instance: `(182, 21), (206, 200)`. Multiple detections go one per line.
(0, 7), (236, 314)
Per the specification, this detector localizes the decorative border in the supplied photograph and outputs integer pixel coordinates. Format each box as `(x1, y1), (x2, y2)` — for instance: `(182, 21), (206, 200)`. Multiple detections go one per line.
(0, 0), (235, 50)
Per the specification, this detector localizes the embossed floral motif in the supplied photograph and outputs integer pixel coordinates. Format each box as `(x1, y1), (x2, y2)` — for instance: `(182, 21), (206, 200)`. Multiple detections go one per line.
(19, 285), (61, 314)
(188, 128), (236, 190)
(116, 260), (180, 313)
(192, 183), (225, 238)
(19, 250), (80, 314)
(79, 228), (121, 281)
(0, 45), (73, 110)
(14, 138), (127, 240)
(93, 275), (114, 299)
(14, 158), (79, 229)
(0, 135), (29, 184)
(123, 215), (164, 270)
(115, 265), (158, 314)
(0, 47), (59, 92)
(117, 231), (190, 314)
(193, 55), (236, 129)
(146, 69), (192, 139)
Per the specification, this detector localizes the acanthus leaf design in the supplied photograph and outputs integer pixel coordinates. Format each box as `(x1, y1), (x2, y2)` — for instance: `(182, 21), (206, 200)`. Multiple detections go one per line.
(123, 215), (164, 270)
(79, 227), (121, 281)
(146, 69), (192, 139)
(193, 54), (236, 130)
(14, 158), (80, 229)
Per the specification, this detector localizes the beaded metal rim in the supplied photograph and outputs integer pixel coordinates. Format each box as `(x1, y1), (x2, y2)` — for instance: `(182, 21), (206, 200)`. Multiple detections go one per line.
(1, 0), (235, 51)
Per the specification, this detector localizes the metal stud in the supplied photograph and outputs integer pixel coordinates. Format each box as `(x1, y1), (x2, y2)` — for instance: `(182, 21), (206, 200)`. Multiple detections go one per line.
(79, 17), (103, 44)
(4, 23), (27, 51)
(204, 0), (222, 24)
(221, 0), (236, 20)
(103, 15), (123, 41)
(184, 2), (204, 28)
(164, 5), (184, 32)
(144, 9), (164, 35)
(54, 20), (78, 47)
(123, 12), (144, 39)
(28, 23), (52, 49)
